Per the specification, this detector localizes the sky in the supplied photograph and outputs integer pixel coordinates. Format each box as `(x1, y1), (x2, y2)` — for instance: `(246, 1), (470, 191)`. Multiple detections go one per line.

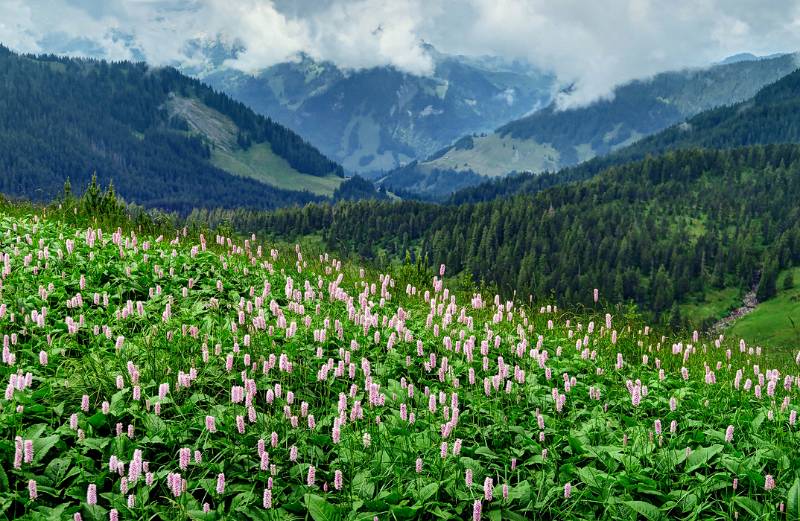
(2, 0), (800, 106)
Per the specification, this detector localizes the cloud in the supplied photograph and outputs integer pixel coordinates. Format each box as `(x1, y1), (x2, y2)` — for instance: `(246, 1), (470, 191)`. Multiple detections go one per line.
(2, 0), (800, 106)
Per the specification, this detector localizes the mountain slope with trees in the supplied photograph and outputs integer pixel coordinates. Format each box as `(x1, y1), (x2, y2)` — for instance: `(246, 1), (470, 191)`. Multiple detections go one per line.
(451, 63), (800, 204)
(0, 46), (343, 212)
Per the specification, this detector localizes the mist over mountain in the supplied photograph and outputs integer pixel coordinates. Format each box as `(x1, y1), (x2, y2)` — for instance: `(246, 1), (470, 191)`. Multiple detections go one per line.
(378, 52), (799, 197)
(191, 43), (556, 174)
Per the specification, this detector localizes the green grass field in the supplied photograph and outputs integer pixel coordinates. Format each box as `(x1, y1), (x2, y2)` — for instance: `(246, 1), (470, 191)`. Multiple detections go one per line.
(730, 267), (800, 350)
(212, 143), (343, 197)
(679, 286), (742, 324)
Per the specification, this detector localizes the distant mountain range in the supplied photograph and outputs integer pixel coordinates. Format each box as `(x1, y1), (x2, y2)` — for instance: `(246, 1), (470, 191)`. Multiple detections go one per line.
(192, 43), (556, 174)
(0, 46), (355, 213)
(452, 59), (800, 204)
(380, 52), (799, 197)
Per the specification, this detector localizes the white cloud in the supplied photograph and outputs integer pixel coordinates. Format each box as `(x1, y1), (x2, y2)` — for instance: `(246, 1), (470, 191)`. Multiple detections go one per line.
(2, 0), (799, 106)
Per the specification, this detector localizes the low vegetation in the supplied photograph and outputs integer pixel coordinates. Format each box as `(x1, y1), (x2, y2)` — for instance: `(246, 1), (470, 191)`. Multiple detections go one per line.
(1, 193), (799, 520)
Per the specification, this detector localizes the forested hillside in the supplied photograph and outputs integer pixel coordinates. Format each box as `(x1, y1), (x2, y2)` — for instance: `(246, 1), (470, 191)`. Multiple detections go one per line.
(219, 145), (800, 327)
(0, 46), (342, 212)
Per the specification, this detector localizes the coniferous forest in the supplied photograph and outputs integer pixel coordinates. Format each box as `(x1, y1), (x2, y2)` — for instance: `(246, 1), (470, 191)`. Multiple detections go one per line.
(201, 145), (800, 327)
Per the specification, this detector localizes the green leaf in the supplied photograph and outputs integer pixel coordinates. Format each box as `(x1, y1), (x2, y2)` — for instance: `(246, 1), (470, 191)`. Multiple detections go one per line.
(33, 435), (60, 464)
(733, 496), (763, 517)
(390, 505), (419, 519)
(685, 445), (723, 473)
(0, 463), (8, 491)
(305, 494), (339, 521)
(787, 479), (800, 520)
(510, 480), (531, 501)
(624, 500), (665, 520)
(474, 446), (498, 459)
(352, 472), (375, 500)
(415, 482), (439, 502)
(487, 509), (502, 521)
(577, 466), (610, 488)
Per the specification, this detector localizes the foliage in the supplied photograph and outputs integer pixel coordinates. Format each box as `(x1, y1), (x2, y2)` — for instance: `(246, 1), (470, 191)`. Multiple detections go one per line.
(1, 201), (799, 521)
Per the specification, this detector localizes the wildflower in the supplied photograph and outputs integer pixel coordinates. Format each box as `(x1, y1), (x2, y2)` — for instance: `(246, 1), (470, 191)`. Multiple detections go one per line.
(765, 474), (776, 491)
(28, 479), (37, 500)
(472, 499), (482, 521)
(205, 415), (217, 432)
(466, 469), (473, 487)
(416, 458), (423, 473)
(179, 447), (190, 470)
(307, 465), (316, 486)
(24, 439), (33, 463)
(110, 509), (118, 521)
(564, 482), (572, 498)
(87, 484), (97, 505)
(263, 488), (272, 509)
(216, 473), (225, 494)
(484, 477), (493, 501)
(725, 425), (734, 443)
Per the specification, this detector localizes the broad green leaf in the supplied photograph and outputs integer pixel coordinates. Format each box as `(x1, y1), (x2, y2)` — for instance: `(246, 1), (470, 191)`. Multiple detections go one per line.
(33, 435), (60, 464)
(305, 494), (339, 521)
(787, 479), (800, 520)
(733, 496), (763, 517)
(415, 482), (439, 502)
(487, 509), (502, 521)
(577, 466), (610, 488)
(390, 505), (419, 519)
(474, 446), (499, 459)
(624, 500), (665, 521)
(685, 445), (723, 473)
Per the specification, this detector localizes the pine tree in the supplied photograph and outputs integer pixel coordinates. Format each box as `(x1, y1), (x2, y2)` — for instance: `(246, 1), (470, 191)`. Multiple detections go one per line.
(784, 270), (795, 291)
(668, 301), (683, 330)
(756, 259), (779, 302)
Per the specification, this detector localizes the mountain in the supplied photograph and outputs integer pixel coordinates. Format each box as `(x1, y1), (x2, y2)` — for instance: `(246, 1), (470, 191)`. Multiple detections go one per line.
(195, 45), (556, 174)
(0, 46), (346, 213)
(452, 62), (800, 204)
(381, 53), (799, 197)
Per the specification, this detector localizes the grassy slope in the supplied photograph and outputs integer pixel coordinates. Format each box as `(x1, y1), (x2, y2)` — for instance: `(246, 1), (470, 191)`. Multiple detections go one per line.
(730, 267), (800, 350)
(211, 144), (343, 196)
(168, 96), (342, 196)
(424, 134), (561, 177)
(680, 287), (742, 324)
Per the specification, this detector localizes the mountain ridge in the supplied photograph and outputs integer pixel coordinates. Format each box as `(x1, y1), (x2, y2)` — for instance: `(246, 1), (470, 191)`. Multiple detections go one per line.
(194, 45), (556, 174)
(381, 52), (800, 197)
(0, 46), (347, 212)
